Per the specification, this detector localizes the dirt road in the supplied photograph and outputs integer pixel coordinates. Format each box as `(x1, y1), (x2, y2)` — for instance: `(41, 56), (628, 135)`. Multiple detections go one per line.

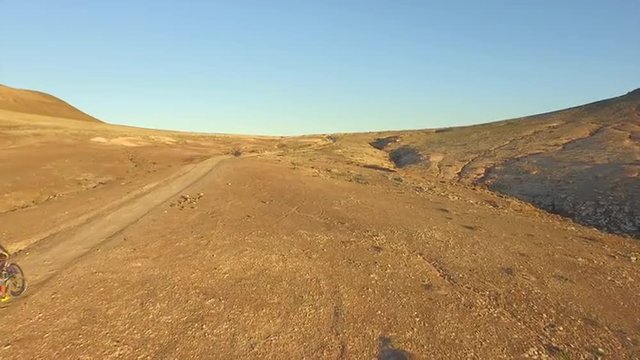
(14, 156), (229, 291)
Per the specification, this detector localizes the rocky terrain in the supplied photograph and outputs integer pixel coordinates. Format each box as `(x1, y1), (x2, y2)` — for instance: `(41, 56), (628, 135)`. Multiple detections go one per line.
(0, 84), (639, 359)
(338, 89), (640, 238)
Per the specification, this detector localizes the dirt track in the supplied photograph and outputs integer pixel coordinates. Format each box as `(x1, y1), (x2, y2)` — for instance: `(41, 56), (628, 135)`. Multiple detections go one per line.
(14, 156), (229, 291)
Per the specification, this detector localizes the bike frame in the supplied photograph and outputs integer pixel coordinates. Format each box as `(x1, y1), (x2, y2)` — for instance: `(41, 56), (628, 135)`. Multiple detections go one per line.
(1, 263), (17, 297)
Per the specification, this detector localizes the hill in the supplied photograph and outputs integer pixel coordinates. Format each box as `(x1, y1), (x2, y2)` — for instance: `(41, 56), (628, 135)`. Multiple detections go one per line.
(0, 84), (101, 122)
(335, 89), (640, 238)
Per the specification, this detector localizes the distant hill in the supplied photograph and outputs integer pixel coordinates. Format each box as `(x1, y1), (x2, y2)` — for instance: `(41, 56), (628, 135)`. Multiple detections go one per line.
(338, 88), (640, 237)
(0, 84), (101, 122)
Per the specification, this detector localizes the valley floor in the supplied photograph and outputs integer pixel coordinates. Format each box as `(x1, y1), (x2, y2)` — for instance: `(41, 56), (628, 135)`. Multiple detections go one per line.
(2, 154), (639, 359)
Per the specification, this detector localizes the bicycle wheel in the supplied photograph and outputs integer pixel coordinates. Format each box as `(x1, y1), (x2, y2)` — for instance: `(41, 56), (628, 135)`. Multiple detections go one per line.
(6, 263), (26, 297)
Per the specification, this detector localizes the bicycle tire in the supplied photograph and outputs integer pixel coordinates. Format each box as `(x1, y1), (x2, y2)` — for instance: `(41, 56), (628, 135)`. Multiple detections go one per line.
(6, 263), (26, 297)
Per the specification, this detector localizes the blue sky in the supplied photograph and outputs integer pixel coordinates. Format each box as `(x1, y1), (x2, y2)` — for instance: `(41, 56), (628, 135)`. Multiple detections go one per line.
(1, 1), (639, 135)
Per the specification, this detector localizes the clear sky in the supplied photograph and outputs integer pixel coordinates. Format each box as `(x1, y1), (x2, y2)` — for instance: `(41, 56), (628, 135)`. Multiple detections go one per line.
(1, 1), (639, 135)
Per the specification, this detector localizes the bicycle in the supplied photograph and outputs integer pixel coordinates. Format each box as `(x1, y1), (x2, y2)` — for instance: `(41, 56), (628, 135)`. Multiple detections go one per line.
(0, 251), (26, 302)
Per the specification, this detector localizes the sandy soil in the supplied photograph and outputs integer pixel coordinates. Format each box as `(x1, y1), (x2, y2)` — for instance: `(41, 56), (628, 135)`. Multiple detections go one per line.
(2, 153), (640, 359)
(0, 86), (639, 359)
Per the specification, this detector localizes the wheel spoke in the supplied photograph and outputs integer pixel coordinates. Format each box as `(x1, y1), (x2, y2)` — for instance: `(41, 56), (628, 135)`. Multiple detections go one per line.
(5, 264), (26, 297)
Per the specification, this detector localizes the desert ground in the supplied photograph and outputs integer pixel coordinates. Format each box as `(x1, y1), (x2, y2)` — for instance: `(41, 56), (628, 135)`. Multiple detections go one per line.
(0, 84), (639, 359)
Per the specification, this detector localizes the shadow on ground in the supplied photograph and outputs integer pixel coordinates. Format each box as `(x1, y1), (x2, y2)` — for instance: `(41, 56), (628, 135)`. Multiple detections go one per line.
(378, 336), (411, 360)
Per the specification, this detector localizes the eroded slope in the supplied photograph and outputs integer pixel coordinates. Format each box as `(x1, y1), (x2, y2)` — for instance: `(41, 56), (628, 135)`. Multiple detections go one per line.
(338, 89), (640, 237)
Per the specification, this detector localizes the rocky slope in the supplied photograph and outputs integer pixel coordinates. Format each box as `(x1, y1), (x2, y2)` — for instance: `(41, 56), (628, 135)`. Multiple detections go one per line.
(340, 89), (640, 238)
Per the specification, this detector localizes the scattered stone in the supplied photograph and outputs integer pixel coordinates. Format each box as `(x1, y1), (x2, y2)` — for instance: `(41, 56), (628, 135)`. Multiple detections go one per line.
(46, 193), (62, 200)
(171, 193), (205, 210)
(483, 199), (500, 208)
